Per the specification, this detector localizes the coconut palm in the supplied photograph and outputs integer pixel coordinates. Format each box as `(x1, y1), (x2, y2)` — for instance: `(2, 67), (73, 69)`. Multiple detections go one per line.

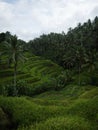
(3, 34), (25, 91)
(63, 44), (76, 69)
(74, 45), (87, 85)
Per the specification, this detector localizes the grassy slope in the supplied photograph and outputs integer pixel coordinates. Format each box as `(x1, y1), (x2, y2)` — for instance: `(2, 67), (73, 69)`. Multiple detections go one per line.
(0, 87), (98, 130)
(0, 53), (98, 130)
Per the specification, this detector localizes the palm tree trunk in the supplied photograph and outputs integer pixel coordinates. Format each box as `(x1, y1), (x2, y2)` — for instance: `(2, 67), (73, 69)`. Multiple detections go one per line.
(13, 61), (17, 96)
(14, 62), (17, 87)
(13, 52), (17, 96)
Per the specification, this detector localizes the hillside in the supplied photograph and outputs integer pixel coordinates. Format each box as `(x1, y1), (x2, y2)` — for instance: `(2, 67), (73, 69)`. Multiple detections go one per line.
(0, 53), (63, 96)
(0, 52), (98, 130)
(0, 16), (98, 130)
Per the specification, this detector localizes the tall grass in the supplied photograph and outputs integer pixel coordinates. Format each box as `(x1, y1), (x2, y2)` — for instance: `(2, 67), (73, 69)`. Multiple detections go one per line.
(18, 116), (93, 130)
(0, 96), (98, 130)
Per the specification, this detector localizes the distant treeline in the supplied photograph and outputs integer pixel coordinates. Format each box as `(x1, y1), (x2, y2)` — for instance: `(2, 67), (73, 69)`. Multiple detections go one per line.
(0, 16), (98, 69)
(27, 16), (98, 68)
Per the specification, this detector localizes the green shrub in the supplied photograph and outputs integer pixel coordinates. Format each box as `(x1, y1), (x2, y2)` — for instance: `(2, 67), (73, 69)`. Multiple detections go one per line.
(0, 85), (8, 96)
(0, 83), (18, 96)
(55, 70), (73, 91)
(16, 80), (31, 96)
(0, 81), (33, 97)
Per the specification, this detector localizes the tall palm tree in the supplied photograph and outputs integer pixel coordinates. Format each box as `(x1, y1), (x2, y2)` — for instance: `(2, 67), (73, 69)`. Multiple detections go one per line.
(64, 44), (86, 86)
(75, 45), (86, 85)
(63, 44), (76, 69)
(3, 34), (25, 89)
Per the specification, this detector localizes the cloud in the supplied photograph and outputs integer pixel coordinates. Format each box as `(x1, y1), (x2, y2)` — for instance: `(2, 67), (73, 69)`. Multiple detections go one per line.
(0, 0), (98, 41)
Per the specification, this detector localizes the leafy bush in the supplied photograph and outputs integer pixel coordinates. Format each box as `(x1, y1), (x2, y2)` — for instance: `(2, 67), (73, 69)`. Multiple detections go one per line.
(0, 83), (17, 96)
(55, 70), (73, 91)
(0, 80), (32, 96)
(0, 85), (8, 96)
(16, 80), (31, 96)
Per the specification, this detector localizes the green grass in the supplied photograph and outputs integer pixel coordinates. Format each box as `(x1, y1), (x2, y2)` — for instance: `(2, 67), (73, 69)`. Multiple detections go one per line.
(79, 87), (98, 99)
(33, 85), (96, 100)
(0, 95), (97, 130)
(28, 116), (93, 130)
(0, 96), (66, 128)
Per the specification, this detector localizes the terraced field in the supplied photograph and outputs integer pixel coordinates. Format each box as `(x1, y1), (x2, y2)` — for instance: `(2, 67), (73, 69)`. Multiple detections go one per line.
(0, 54), (63, 87)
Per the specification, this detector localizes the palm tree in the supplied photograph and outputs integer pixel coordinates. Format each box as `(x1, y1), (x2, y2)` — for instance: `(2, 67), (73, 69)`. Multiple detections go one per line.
(63, 44), (76, 69)
(63, 44), (87, 86)
(75, 45), (86, 85)
(3, 34), (25, 91)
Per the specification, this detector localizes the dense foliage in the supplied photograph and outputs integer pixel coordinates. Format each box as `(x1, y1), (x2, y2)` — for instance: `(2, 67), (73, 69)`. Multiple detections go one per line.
(28, 17), (98, 67)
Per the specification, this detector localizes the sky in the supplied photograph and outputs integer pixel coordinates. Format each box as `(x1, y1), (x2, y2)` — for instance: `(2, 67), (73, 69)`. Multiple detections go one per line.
(0, 0), (98, 41)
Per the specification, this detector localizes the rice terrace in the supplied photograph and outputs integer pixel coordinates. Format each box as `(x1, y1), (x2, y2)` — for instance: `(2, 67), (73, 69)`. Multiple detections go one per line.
(0, 0), (98, 130)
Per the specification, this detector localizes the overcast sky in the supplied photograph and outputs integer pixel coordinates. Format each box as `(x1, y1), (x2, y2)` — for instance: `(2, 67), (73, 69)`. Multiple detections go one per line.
(0, 0), (98, 41)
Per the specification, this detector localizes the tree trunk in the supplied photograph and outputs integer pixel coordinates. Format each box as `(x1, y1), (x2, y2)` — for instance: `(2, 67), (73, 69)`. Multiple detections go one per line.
(13, 61), (17, 96)
(13, 52), (17, 96)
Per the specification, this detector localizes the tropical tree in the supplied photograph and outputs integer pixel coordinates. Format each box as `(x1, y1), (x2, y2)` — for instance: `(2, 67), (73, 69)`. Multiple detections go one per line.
(63, 44), (87, 85)
(2, 33), (25, 94)
(74, 45), (87, 85)
(63, 46), (76, 69)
